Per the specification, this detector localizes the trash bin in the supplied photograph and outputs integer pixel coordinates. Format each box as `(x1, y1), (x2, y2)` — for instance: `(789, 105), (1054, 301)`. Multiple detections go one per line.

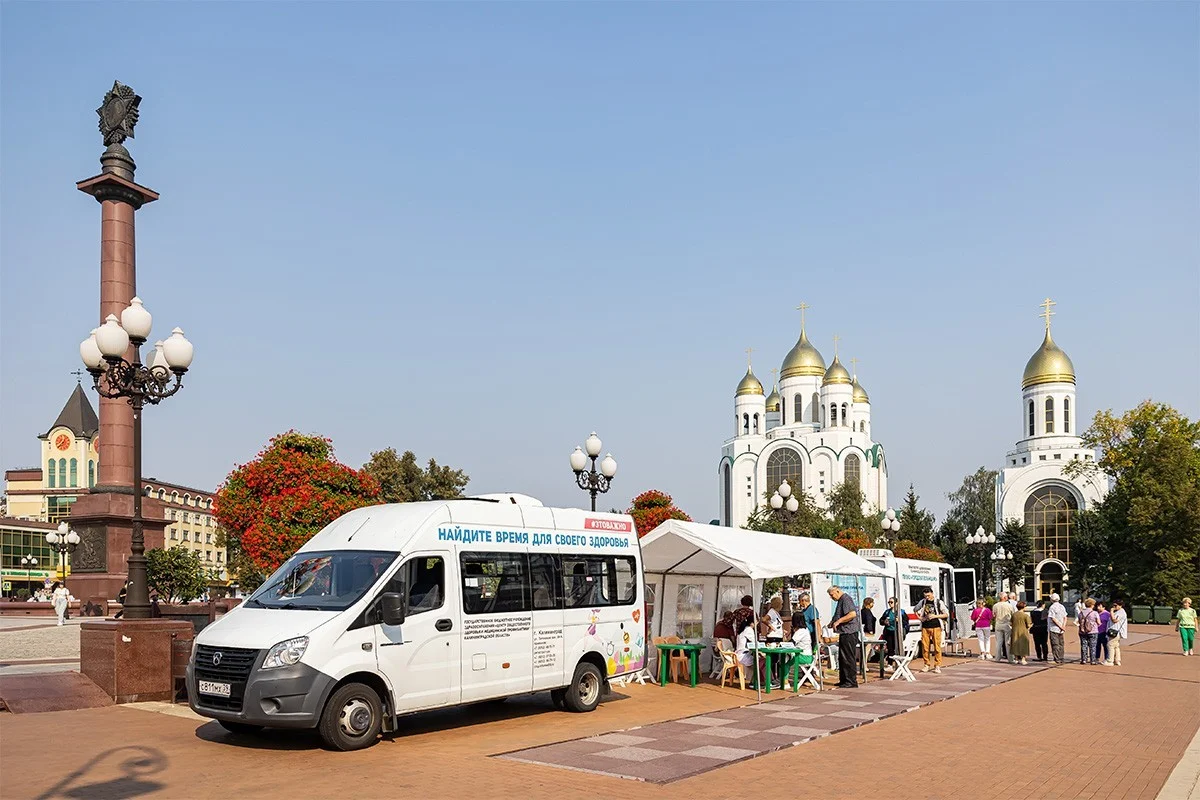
(1131, 605), (1152, 624)
(1153, 606), (1174, 625)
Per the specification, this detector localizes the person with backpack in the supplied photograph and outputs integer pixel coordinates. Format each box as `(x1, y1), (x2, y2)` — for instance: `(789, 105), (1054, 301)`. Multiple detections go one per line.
(913, 588), (948, 674)
(1077, 598), (1101, 664)
(879, 597), (909, 671)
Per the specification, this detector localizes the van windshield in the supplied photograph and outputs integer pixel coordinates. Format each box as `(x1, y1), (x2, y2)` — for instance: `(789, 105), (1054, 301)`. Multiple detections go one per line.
(246, 550), (396, 611)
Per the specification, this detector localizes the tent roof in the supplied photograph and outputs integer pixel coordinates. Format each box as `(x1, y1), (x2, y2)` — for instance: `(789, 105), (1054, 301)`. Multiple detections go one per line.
(640, 519), (888, 581)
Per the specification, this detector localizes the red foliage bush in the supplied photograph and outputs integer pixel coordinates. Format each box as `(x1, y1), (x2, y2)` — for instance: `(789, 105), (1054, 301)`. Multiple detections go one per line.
(627, 490), (691, 538)
(214, 431), (380, 574)
(893, 539), (943, 562)
(834, 528), (873, 553)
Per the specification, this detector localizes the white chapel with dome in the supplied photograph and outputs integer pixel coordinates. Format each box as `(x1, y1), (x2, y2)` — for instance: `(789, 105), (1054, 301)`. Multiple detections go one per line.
(718, 306), (888, 528)
(995, 299), (1107, 601)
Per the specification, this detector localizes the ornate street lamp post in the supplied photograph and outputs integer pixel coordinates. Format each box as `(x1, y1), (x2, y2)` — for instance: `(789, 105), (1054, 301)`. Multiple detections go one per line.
(46, 522), (81, 583)
(21, 555), (38, 596)
(769, 481), (802, 616)
(80, 297), (193, 620)
(569, 432), (617, 512)
(966, 525), (996, 596)
(990, 545), (1014, 596)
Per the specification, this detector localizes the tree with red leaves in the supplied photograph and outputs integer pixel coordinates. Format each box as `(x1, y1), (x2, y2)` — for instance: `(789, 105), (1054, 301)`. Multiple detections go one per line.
(627, 490), (691, 537)
(215, 431), (380, 579)
(893, 539), (944, 562)
(834, 528), (873, 554)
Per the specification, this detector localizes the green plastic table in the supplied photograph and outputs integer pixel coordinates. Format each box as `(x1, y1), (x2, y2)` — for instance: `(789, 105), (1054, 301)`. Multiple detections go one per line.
(656, 642), (704, 687)
(757, 646), (814, 694)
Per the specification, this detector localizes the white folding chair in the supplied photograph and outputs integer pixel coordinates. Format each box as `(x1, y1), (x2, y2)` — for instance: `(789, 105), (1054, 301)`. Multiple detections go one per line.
(612, 669), (649, 687)
(889, 639), (919, 682)
(793, 655), (821, 691)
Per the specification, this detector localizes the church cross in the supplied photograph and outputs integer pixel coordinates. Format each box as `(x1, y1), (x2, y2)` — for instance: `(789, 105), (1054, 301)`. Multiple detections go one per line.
(1040, 297), (1056, 332)
(832, 334), (840, 358)
(746, 347), (753, 369)
(796, 302), (810, 332)
(850, 357), (859, 376)
(70, 369), (86, 383)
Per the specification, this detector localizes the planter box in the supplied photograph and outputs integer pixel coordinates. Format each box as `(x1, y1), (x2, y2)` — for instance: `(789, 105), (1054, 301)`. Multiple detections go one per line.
(1131, 605), (1152, 624)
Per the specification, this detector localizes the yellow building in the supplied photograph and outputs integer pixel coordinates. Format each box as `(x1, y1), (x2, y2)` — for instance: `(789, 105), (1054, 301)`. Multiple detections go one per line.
(3, 384), (99, 522)
(2, 383), (228, 580)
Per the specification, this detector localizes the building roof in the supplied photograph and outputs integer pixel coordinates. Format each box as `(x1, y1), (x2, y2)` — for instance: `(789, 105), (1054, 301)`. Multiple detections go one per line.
(4, 468), (42, 481)
(42, 384), (99, 439)
(142, 477), (215, 498)
(0, 516), (58, 531)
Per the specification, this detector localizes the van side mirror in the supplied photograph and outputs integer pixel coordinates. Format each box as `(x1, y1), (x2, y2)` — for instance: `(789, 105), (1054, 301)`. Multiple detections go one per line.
(381, 590), (407, 627)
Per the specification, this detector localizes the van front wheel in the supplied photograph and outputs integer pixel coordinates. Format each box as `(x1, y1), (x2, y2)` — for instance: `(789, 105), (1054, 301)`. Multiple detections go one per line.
(563, 662), (603, 713)
(318, 682), (383, 751)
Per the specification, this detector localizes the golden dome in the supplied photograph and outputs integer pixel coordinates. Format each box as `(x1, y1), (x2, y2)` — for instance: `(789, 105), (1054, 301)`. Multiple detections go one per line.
(765, 385), (781, 412)
(780, 329), (826, 379)
(852, 377), (869, 403)
(1023, 330), (1076, 389)
(823, 355), (852, 386)
(735, 367), (764, 397)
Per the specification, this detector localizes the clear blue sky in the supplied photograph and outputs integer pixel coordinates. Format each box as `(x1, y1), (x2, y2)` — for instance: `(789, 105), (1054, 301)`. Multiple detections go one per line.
(2, 3), (1197, 523)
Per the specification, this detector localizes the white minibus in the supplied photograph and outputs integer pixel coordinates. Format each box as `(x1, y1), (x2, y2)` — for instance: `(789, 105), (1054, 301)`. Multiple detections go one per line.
(187, 495), (646, 750)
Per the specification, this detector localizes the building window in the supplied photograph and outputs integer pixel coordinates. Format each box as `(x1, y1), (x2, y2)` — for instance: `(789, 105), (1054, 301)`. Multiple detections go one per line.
(1064, 398), (1071, 433)
(811, 392), (819, 423)
(88, 460), (95, 488)
(1045, 397), (1055, 434)
(47, 459), (55, 489)
(58, 459), (67, 488)
(1025, 485), (1078, 567)
(780, 397), (786, 424)
(170, 529), (177, 540)
(1054, 454), (1061, 460)
(722, 464), (731, 527)
(844, 454), (861, 489)
(1028, 400), (1035, 437)
(841, 403), (848, 427)
(69, 459), (78, 488)
(765, 447), (803, 495)
(47, 497), (75, 523)
(742, 414), (749, 435)
(830, 404), (838, 427)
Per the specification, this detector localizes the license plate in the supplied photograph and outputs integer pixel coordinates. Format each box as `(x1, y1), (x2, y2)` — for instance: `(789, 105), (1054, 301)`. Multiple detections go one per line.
(198, 680), (231, 698)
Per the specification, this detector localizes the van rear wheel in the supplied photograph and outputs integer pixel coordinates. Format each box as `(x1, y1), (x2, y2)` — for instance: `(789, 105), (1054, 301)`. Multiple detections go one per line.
(563, 662), (603, 713)
(318, 682), (382, 751)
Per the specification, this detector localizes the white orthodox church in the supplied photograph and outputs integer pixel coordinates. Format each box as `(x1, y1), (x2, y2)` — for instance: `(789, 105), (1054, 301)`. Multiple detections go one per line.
(995, 300), (1107, 601)
(718, 310), (888, 528)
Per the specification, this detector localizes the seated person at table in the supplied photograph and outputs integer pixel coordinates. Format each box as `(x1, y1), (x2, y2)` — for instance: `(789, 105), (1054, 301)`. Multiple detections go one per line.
(790, 611), (814, 656)
(764, 596), (785, 644)
(734, 617), (765, 686)
(714, 611), (736, 643)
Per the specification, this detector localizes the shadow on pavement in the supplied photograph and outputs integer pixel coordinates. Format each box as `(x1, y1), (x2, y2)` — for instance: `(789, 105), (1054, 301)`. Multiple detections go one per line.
(33, 745), (166, 800)
(191, 690), (630, 750)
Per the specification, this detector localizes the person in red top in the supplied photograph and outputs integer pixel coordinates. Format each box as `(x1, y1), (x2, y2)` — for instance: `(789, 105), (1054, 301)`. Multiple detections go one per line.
(970, 598), (994, 660)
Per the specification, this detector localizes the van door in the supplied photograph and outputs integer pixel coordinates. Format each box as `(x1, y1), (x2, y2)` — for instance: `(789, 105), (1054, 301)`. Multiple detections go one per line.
(376, 551), (461, 713)
(459, 550), (534, 702)
(529, 551), (565, 690)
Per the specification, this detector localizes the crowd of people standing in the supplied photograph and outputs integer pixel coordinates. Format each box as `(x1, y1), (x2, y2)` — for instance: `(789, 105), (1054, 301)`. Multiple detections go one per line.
(971, 592), (1135, 665)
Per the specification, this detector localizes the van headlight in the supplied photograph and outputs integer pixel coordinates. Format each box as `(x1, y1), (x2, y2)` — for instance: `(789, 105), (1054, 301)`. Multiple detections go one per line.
(262, 636), (309, 670)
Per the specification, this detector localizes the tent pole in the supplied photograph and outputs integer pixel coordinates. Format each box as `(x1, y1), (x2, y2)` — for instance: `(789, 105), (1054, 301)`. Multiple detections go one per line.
(753, 577), (762, 703)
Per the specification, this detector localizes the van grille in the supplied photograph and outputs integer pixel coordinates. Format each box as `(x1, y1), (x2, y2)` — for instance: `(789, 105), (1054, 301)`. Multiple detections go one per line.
(193, 645), (259, 713)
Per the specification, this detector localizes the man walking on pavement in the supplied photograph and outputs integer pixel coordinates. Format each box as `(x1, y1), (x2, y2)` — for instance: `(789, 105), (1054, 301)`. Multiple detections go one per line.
(827, 585), (860, 688)
(1047, 593), (1068, 664)
(993, 592), (1014, 663)
(914, 588), (949, 674)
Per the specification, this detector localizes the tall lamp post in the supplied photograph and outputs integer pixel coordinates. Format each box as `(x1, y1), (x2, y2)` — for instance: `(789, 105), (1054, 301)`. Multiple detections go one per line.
(965, 526), (996, 596)
(769, 481), (801, 616)
(880, 509), (903, 666)
(79, 297), (193, 620)
(21, 555), (38, 596)
(990, 545), (1014, 595)
(569, 432), (617, 512)
(46, 522), (81, 583)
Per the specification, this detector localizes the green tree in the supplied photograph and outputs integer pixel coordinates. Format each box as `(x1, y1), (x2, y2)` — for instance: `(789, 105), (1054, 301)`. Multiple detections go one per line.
(361, 447), (470, 503)
(215, 528), (265, 594)
(897, 484), (936, 548)
(945, 467), (998, 538)
(826, 481), (869, 537)
(745, 489), (832, 538)
(147, 547), (209, 604)
(1068, 509), (1115, 599)
(1064, 402), (1200, 604)
(995, 518), (1032, 590)
(932, 518), (970, 569)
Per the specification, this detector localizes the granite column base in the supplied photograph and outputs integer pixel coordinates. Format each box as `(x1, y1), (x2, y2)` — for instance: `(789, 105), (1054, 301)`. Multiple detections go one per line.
(80, 619), (194, 703)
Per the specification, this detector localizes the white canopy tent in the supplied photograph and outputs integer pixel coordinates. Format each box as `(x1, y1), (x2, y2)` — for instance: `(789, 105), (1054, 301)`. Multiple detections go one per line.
(640, 520), (891, 700)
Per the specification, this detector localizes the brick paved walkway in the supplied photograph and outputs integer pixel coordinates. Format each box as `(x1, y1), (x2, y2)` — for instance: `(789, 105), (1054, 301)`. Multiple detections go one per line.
(500, 660), (1048, 782)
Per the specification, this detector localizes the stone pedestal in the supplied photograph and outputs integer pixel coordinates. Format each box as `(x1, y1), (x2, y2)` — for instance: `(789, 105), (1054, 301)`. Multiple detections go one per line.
(80, 618), (193, 703)
(65, 490), (167, 602)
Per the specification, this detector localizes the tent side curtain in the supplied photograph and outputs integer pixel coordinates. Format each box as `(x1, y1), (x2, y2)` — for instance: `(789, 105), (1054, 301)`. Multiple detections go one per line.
(640, 519), (888, 581)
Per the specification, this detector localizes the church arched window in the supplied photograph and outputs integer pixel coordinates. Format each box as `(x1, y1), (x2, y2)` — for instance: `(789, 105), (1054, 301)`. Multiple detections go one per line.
(1028, 400), (1035, 437)
(859, 420), (865, 433)
(58, 459), (67, 488)
(47, 459), (56, 489)
(1045, 397), (1055, 434)
(722, 464), (732, 527)
(780, 397), (786, 424)
(752, 414), (759, 434)
(793, 394), (802, 424)
(742, 414), (750, 435)
(1024, 485), (1078, 566)
(841, 403), (849, 427)
(811, 392), (820, 423)
(765, 447), (803, 494)
(1063, 398), (1070, 434)
(844, 453), (861, 489)
(831, 404), (838, 427)
(69, 459), (78, 487)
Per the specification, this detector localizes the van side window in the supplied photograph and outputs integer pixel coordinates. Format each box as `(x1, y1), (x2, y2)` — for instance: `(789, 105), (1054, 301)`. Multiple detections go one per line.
(460, 552), (529, 615)
(614, 557), (637, 604)
(529, 554), (560, 610)
(562, 555), (638, 608)
(407, 556), (444, 615)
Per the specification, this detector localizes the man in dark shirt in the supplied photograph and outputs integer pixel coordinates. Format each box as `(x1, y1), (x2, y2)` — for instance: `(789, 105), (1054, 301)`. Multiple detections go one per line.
(827, 586), (860, 688)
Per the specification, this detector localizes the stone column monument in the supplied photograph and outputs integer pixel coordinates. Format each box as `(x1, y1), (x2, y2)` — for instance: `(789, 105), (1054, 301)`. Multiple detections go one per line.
(71, 82), (191, 702)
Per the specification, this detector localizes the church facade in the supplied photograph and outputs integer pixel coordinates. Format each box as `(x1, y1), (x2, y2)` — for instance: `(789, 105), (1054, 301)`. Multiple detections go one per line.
(718, 311), (888, 529)
(995, 300), (1107, 601)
